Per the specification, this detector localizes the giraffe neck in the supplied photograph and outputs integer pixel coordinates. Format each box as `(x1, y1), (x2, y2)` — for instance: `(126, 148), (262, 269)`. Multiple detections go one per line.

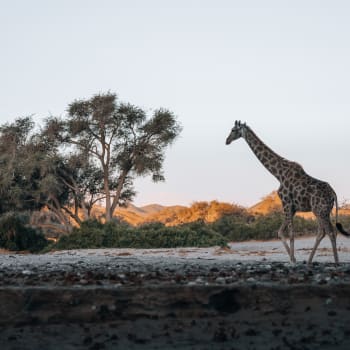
(243, 127), (288, 182)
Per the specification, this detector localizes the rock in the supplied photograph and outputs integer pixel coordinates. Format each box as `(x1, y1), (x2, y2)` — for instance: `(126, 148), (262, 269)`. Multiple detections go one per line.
(195, 277), (205, 284)
(21, 270), (33, 275)
(246, 277), (256, 283)
(214, 277), (226, 284)
(325, 298), (333, 305)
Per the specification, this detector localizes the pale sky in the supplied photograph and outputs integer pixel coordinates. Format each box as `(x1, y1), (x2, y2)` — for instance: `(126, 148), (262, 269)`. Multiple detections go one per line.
(1, 0), (350, 207)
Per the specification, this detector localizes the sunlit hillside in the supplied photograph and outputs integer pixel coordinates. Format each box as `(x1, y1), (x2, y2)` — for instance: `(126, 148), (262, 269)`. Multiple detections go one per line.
(116, 204), (186, 225)
(249, 192), (282, 215)
(112, 200), (245, 226)
(65, 192), (350, 228)
(248, 191), (350, 219)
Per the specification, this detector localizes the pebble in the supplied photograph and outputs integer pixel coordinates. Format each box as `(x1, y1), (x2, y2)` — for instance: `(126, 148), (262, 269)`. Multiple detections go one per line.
(246, 277), (256, 283)
(194, 277), (204, 284)
(0, 254), (350, 287)
(21, 270), (33, 275)
(214, 277), (226, 284)
(325, 298), (333, 305)
(187, 281), (197, 286)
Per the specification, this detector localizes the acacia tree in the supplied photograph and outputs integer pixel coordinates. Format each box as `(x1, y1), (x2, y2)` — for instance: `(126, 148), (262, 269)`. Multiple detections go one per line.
(35, 117), (96, 225)
(0, 117), (93, 231)
(0, 117), (73, 232)
(0, 117), (44, 213)
(44, 92), (182, 221)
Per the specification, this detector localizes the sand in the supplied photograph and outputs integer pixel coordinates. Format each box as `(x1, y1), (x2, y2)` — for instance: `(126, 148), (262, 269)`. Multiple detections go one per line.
(1, 236), (350, 349)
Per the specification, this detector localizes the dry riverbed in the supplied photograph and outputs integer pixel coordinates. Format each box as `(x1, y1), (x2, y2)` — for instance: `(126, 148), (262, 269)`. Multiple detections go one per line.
(1, 236), (350, 349)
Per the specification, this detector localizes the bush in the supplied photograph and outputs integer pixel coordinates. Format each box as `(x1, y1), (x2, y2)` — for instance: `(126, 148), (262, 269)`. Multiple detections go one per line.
(51, 212), (321, 251)
(0, 213), (48, 252)
(211, 214), (255, 241)
(53, 219), (228, 250)
(212, 212), (318, 242)
(53, 220), (106, 250)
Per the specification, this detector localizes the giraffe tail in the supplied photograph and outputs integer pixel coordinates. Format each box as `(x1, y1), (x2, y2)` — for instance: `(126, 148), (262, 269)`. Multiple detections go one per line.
(333, 190), (350, 237)
(336, 223), (350, 237)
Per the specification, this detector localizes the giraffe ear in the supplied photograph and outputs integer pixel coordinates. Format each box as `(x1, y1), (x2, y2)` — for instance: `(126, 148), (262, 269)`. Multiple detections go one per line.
(238, 121), (241, 127)
(234, 120), (238, 126)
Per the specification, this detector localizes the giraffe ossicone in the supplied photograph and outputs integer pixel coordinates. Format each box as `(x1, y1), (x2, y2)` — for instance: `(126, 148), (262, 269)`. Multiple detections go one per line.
(226, 121), (349, 264)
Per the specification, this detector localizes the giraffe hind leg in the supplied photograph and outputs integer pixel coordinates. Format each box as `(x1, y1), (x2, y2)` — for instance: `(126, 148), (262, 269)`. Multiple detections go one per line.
(328, 221), (339, 264)
(329, 231), (339, 264)
(309, 216), (339, 265)
(308, 217), (327, 265)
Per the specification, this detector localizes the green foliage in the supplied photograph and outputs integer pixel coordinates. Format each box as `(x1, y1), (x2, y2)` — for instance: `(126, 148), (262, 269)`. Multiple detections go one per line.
(0, 117), (41, 213)
(50, 211), (331, 251)
(0, 92), (181, 230)
(0, 117), (73, 230)
(53, 220), (228, 250)
(0, 213), (48, 252)
(293, 215), (318, 234)
(59, 92), (182, 221)
(212, 212), (317, 241)
(210, 212), (254, 241)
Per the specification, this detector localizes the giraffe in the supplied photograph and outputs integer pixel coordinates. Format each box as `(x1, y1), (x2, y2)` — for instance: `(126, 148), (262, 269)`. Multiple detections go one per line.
(225, 120), (349, 264)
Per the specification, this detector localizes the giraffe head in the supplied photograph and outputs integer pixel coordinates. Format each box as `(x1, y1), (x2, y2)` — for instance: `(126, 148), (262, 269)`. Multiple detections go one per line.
(225, 120), (247, 145)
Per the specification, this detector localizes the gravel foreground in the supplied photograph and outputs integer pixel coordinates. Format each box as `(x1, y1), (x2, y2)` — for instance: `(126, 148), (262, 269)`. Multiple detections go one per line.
(1, 237), (350, 349)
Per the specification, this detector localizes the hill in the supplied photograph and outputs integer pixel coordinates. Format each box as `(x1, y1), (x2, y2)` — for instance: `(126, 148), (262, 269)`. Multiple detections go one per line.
(114, 204), (169, 225)
(34, 192), (350, 237)
(249, 192), (282, 215)
(87, 192), (350, 227)
(248, 191), (350, 219)
(113, 201), (245, 226)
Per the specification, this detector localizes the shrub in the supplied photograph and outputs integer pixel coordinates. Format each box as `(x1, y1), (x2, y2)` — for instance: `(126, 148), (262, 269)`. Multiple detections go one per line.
(211, 214), (255, 241)
(53, 220), (106, 250)
(50, 212), (322, 251)
(53, 220), (228, 250)
(0, 213), (48, 252)
(212, 212), (318, 242)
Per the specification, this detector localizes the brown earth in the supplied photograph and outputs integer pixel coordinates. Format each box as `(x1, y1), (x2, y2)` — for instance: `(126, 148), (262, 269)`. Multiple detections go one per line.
(1, 253), (350, 349)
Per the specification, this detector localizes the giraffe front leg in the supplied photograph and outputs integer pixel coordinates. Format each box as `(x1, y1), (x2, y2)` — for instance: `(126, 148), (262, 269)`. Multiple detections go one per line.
(286, 218), (296, 264)
(278, 220), (292, 261)
(290, 234), (296, 264)
(308, 218), (325, 265)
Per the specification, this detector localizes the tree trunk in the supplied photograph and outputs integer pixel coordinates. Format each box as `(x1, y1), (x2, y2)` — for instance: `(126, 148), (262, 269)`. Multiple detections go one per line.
(61, 206), (82, 226)
(46, 203), (75, 231)
(109, 169), (129, 220)
(104, 173), (112, 222)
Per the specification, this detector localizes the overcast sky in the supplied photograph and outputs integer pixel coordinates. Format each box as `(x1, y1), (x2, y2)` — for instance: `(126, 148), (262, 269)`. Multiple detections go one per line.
(1, 0), (350, 207)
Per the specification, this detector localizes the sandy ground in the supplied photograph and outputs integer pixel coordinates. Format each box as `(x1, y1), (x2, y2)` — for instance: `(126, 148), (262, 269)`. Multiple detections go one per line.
(1, 236), (350, 350)
(1, 235), (350, 268)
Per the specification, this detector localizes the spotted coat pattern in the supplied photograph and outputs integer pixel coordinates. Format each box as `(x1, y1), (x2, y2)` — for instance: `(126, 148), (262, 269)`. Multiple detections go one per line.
(226, 122), (339, 264)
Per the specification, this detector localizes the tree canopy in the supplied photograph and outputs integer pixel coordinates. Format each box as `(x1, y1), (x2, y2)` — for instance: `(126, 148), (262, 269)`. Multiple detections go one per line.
(0, 92), (182, 230)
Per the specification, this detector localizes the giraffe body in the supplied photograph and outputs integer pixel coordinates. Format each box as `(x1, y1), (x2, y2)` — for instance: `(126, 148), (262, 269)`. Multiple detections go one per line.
(226, 120), (349, 264)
